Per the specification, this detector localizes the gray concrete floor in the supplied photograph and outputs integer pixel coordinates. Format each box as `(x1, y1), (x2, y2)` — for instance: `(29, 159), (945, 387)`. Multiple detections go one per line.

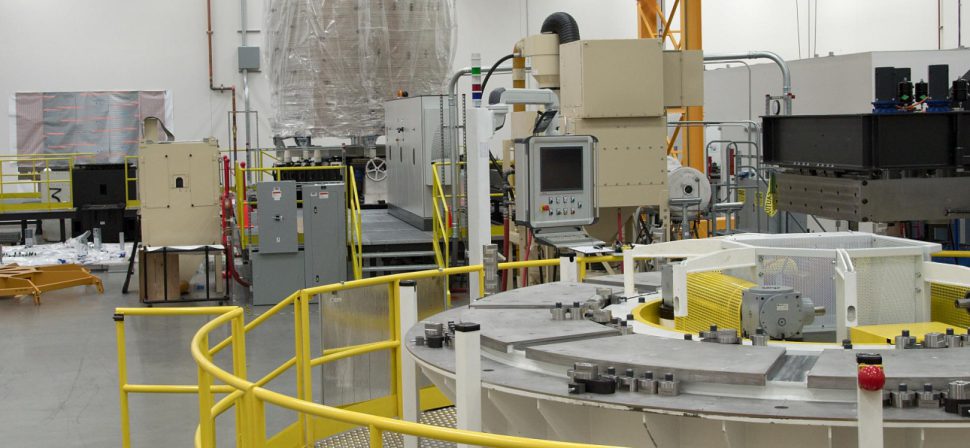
(0, 271), (321, 447)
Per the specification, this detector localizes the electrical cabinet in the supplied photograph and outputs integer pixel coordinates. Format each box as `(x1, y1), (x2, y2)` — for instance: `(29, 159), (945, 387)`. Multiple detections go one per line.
(250, 181), (348, 305)
(256, 181), (298, 254)
(139, 140), (221, 246)
(303, 183), (347, 287)
(384, 95), (453, 230)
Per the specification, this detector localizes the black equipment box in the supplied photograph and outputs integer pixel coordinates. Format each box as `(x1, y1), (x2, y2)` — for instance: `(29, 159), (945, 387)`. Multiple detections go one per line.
(762, 112), (970, 171)
(72, 163), (137, 207)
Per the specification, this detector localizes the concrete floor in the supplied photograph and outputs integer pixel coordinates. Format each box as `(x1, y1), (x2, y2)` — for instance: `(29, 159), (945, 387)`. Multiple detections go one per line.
(0, 271), (322, 447)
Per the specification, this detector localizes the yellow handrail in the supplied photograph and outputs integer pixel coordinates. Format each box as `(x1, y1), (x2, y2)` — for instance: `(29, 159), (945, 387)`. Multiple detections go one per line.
(116, 257), (625, 448)
(933, 251), (970, 258)
(430, 164), (451, 270)
(346, 166), (364, 279)
(0, 155), (75, 213)
(124, 155), (139, 208)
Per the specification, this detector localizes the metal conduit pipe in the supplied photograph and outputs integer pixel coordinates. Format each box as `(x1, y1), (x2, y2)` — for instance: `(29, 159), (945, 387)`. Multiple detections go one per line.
(703, 51), (793, 115)
(446, 65), (530, 265)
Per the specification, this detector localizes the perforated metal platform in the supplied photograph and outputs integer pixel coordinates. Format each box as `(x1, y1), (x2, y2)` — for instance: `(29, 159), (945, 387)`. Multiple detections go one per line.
(314, 406), (456, 448)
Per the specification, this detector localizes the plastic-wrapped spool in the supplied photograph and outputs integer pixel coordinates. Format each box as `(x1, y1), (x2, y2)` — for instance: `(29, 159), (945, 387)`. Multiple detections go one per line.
(265, 0), (457, 139)
(667, 156), (711, 218)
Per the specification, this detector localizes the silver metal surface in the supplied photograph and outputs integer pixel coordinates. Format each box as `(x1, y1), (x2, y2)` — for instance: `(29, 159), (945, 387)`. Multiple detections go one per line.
(470, 281), (618, 309)
(525, 334), (786, 386)
(360, 209), (433, 246)
(776, 173), (970, 222)
(406, 305), (969, 422)
(321, 284), (391, 407)
(808, 349), (970, 390)
(584, 271), (662, 294)
(457, 308), (619, 352)
(321, 277), (445, 406)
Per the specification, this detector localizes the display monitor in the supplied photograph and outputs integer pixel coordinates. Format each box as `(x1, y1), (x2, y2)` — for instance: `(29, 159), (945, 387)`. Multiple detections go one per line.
(540, 146), (584, 191)
(514, 135), (597, 229)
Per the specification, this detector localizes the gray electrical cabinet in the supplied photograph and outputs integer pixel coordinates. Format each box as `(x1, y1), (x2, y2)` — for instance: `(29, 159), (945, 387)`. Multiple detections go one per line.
(256, 181), (298, 254)
(303, 183), (347, 287)
(384, 95), (453, 230)
(251, 251), (305, 305)
(251, 181), (349, 306)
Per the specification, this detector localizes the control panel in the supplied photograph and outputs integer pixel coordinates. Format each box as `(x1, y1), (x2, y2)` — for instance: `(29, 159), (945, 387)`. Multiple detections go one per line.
(514, 135), (597, 229)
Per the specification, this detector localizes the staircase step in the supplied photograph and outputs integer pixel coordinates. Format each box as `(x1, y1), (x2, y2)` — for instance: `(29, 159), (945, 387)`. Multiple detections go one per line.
(361, 250), (435, 259)
(361, 264), (439, 273)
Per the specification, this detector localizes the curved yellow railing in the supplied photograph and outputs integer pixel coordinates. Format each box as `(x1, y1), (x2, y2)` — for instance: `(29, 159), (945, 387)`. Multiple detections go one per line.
(115, 255), (625, 448)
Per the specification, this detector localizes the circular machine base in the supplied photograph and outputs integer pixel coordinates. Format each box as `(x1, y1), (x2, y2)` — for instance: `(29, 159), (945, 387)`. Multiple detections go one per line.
(407, 281), (970, 448)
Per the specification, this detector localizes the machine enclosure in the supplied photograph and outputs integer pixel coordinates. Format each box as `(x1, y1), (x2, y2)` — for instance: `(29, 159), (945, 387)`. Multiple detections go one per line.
(383, 95), (453, 231)
(139, 140), (222, 246)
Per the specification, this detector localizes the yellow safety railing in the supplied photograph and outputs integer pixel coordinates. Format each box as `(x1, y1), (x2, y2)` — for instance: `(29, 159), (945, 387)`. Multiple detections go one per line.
(347, 166), (364, 279)
(232, 162), (364, 279)
(115, 255), (624, 448)
(430, 163), (451, 269)
(0, 155), (77, 212)
(123, 155), (139, 208)
(429, 161), (506, 270)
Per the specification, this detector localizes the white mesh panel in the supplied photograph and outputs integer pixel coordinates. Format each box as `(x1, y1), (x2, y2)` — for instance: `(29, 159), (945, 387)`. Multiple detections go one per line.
(852, 256), (920, 325)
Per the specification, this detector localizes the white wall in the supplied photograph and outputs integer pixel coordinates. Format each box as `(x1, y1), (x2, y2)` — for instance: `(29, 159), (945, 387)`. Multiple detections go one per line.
(703, 0), (965, 61)
(0, 0), (636, 154)
(3, 0), (970, 154)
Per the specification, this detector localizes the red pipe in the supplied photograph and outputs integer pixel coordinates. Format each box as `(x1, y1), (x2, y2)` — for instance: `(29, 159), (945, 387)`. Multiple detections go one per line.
(220, 156), (250, 287)
(206, 0), (239, 165)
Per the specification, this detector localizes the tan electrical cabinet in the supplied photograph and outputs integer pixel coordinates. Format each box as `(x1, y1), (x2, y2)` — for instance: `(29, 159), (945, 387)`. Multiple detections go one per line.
(139, 140), (222, 246)
(560, 39), (665, 119)
(663, 50), (705, 108)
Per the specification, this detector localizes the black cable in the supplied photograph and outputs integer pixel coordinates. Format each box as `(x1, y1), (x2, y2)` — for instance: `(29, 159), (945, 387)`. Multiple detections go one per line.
(480, 53), (515, 95)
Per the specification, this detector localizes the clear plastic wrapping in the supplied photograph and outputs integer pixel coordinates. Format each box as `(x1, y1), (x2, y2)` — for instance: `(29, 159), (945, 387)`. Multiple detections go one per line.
(265, 0), (457, 139)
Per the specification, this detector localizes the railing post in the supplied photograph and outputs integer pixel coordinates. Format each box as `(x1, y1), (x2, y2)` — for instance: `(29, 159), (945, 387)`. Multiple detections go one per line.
(856, 354), (885, 448)
(114, 314), (132, 448)
(231, 313), (251, 447)
(197, 333), (216, 447)
(389, 282), (402, 416)
(454, 322), (482, 448)
(560, 254), (579, 282)
(369, 424), (383, 447)
(398, 280), (421, 448)
(294, 291), (313, 444)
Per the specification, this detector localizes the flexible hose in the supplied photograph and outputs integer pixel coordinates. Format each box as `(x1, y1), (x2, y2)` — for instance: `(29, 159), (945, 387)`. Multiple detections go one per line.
(481, 53), (514, 95)
(540, 12), (581, 44)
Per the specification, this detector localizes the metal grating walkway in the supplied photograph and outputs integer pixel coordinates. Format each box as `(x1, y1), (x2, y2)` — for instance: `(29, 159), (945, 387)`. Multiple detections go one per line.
(315, 406), (457, 448)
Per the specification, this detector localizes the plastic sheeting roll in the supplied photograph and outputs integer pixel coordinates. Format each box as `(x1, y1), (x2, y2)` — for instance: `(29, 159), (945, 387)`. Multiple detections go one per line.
(265, 0), (457, 139)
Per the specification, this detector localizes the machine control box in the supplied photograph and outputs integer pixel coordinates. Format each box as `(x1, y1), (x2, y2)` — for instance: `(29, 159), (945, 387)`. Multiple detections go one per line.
(256, 181), (298, 254)
(514, 135), (597, 229)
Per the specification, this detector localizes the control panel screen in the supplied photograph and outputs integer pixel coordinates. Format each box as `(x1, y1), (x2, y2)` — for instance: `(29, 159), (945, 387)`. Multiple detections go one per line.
(540, 146), (583, 191)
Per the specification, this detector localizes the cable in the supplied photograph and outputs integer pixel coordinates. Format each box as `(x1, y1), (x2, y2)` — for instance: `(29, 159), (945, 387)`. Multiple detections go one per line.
(795, 0), (802, 59)
(480, 53), (515, 95)
(813, 0), (819, 56)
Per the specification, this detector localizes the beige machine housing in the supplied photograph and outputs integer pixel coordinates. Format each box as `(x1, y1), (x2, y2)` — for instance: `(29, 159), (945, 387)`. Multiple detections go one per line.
(139, 139), (222, 246)
(558, 39), (703, 210)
